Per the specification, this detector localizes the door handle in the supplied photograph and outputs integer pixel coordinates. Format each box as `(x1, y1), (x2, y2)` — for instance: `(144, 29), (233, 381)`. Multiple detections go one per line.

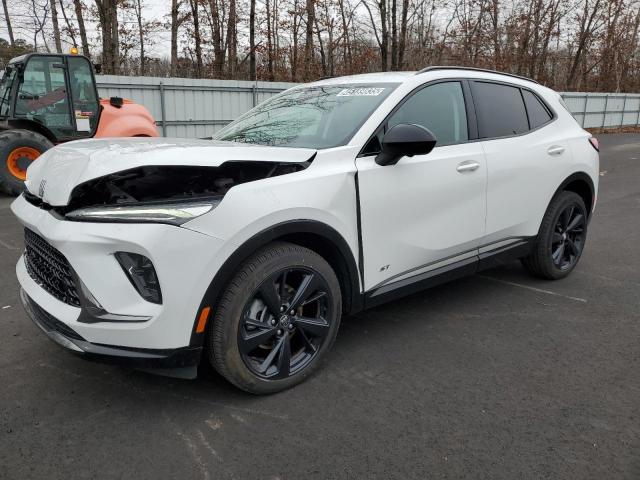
(547, 145), (565, 156)
(456, 161), (480, 173)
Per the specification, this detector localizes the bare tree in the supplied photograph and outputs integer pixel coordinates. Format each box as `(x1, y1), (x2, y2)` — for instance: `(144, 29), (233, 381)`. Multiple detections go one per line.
(73, 0), (90, 58)
(170, 0), (180, 75)
(50, 0), (62, 52)
(59, 0), (78, 49)
(95, 0), (119, 74)
(2, 0), (15, 46)
(187, 0), (203, 77)
(303, 0), (316, 79)
(249, 0), (256, 80)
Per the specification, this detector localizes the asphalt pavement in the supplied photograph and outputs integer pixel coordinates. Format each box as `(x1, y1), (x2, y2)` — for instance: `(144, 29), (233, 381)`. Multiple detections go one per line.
(0, 134), (638, 479)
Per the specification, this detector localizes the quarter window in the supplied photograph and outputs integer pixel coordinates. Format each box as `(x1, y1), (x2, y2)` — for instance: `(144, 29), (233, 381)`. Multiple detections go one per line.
(523, 90), (552, 128)
(472, 81), (529, 138)
(387, 81), (468, 146)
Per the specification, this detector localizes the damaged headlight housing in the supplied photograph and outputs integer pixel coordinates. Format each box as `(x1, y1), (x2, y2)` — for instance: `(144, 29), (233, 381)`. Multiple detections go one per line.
(65, 198), (221, 225)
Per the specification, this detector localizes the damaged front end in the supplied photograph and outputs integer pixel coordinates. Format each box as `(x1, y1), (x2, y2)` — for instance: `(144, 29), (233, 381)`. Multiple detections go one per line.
(25, 160), (311, 225)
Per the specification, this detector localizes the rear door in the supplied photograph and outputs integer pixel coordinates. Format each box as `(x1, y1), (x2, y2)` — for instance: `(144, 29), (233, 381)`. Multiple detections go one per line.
(356, 80), (487, 292)
(471, 80), (566, 249)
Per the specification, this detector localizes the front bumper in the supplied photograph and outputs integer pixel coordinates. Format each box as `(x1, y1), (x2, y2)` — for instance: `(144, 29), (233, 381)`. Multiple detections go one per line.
(20, 288), (202, 377)
(11, 194), (227, 351)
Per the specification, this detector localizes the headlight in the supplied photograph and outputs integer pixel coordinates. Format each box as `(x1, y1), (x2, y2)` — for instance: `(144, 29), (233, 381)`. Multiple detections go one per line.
(65, 198), (220, 225)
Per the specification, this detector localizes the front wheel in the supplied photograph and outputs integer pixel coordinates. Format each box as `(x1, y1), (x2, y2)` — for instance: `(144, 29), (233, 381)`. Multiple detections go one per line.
(522, 191), (588, 280)
(0, 130), (53, 196)
(208, 242), (342, 394)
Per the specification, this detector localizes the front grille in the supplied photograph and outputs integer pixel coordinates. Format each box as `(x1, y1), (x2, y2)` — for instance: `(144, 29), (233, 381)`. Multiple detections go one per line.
(24, 229), (81, 307)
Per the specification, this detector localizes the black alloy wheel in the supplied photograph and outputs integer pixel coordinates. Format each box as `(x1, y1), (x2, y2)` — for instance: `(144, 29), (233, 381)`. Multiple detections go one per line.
(238, 267), (333, 379)
(551, 204), (586, 271)
(208, 242), (341, 394)
(522, 190), (589, 280)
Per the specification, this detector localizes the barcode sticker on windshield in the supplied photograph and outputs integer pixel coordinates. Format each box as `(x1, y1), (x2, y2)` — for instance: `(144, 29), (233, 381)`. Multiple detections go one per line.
(337, 87), (385, 97)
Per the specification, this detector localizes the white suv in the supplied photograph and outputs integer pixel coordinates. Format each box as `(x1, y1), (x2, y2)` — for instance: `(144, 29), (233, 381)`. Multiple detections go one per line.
(12, 67), (599, 393)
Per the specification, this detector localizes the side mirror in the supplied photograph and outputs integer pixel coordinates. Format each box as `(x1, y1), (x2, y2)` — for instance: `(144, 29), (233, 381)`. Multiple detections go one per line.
(375, 123), (437, 166)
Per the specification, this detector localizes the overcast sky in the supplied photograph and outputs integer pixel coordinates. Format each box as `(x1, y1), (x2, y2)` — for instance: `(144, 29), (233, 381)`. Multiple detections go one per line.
(1, 0), (175, 58)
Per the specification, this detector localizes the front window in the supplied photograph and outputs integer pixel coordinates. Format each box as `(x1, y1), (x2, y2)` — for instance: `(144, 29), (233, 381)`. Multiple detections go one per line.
(0, 67), (17, 117)
(15, 56), (74, 138)
(214, 84), (398, 149)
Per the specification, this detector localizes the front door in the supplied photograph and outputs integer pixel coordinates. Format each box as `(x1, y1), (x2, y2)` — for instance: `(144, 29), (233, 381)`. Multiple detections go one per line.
(356, 81), (487, 291)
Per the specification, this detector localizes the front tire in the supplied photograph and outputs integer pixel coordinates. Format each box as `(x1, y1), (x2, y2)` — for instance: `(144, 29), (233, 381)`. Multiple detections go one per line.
(208, 242), (342, 394)
(0, 130), (53, 196)
(522, 191), (588, 280)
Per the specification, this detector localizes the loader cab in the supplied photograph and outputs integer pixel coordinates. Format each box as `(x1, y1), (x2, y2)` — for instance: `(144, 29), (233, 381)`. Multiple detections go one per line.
(0, 53), (100, 142)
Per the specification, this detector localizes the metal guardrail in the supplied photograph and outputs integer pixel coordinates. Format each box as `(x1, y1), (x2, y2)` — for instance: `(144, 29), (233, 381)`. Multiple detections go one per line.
(94, 76), (640, 137)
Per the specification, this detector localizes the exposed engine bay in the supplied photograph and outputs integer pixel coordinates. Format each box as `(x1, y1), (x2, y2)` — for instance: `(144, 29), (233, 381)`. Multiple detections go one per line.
(35, 160), (310, 213)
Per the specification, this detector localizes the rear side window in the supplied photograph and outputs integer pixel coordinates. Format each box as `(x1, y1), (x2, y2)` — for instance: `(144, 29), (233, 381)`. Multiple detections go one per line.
(472, 81), (528, 138)
(387, 81), (468, 146)
(523, 90), (552, 128)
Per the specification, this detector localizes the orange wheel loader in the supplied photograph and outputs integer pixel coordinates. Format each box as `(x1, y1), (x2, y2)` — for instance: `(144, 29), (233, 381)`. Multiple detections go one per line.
(0, 52), (158, 195)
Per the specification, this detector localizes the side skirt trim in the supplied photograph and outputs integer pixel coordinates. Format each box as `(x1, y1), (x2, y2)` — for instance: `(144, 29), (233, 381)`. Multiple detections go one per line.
(364, 237), (534, 308)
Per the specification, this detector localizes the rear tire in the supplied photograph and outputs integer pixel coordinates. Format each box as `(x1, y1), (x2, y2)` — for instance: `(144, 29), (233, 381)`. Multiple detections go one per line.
(208, 241), (342, 394)
(522, 191), (588, 280)
(0, 130), (53, 196)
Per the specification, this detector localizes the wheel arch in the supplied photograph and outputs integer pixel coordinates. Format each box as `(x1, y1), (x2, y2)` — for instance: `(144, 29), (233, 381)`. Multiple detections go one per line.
(554, 171), (595, 218)
(189, 220), (363, 347)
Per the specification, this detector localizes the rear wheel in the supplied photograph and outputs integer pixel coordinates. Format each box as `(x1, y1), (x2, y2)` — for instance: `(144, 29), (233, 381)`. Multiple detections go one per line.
(208, 242), (342, 394)
(0, 130), (53, 196)
(522, 191), (588, 280)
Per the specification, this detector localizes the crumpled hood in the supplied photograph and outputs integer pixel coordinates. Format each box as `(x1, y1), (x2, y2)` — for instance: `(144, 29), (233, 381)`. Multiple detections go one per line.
(26, 137), (316, 206)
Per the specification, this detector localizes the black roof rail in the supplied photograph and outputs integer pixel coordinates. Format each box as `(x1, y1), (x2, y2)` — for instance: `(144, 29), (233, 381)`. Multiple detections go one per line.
(415, 66), (539, 84)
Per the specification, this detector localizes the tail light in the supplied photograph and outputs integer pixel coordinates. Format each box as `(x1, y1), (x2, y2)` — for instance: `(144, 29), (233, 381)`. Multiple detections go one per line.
(589, 137), (599, 152)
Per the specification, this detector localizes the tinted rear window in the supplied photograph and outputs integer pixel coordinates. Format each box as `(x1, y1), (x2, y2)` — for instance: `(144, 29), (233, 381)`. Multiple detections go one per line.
(523, 90), (552, 128)
(473, 82), (529, 138)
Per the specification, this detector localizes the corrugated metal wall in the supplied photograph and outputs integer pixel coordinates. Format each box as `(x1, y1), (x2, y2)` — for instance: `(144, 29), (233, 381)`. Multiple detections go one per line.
(96, 75), (296, 138)
(560, 92), (640, 129)
(96, 75), (640, 138)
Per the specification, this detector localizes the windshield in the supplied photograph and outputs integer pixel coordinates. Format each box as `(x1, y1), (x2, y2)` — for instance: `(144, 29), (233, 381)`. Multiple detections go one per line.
(214, 84), (398, 149)
(0, 67), (16, 117)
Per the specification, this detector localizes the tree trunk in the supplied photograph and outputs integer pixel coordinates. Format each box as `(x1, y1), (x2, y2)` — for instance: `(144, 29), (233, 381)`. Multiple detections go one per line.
(249, 0), (256, 80)
(380, 0), (388, 71)
(50, 0), (62, 52)
(188, 0), (203, 77)
(338, 0), (352, 73)
(266, 0), (274, 80)
(2, 0), (14, 46)
(58, 0), (78, 48)
(171, 0), (179, 76)
(134, 0), (145, 75)
(73, 0), (90, 58)
(397, 0), (408, 68)
(303, 0), (315, 80)
(315, 16), (326, 76)
(226, 0), (237, 76)
(390, 0), (397, 70)
(95, 0), (119, 74)
(209, 0), (224, 77)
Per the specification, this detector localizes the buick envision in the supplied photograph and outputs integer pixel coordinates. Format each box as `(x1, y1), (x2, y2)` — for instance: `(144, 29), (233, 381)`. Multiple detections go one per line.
(13, 67), (599, 393)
